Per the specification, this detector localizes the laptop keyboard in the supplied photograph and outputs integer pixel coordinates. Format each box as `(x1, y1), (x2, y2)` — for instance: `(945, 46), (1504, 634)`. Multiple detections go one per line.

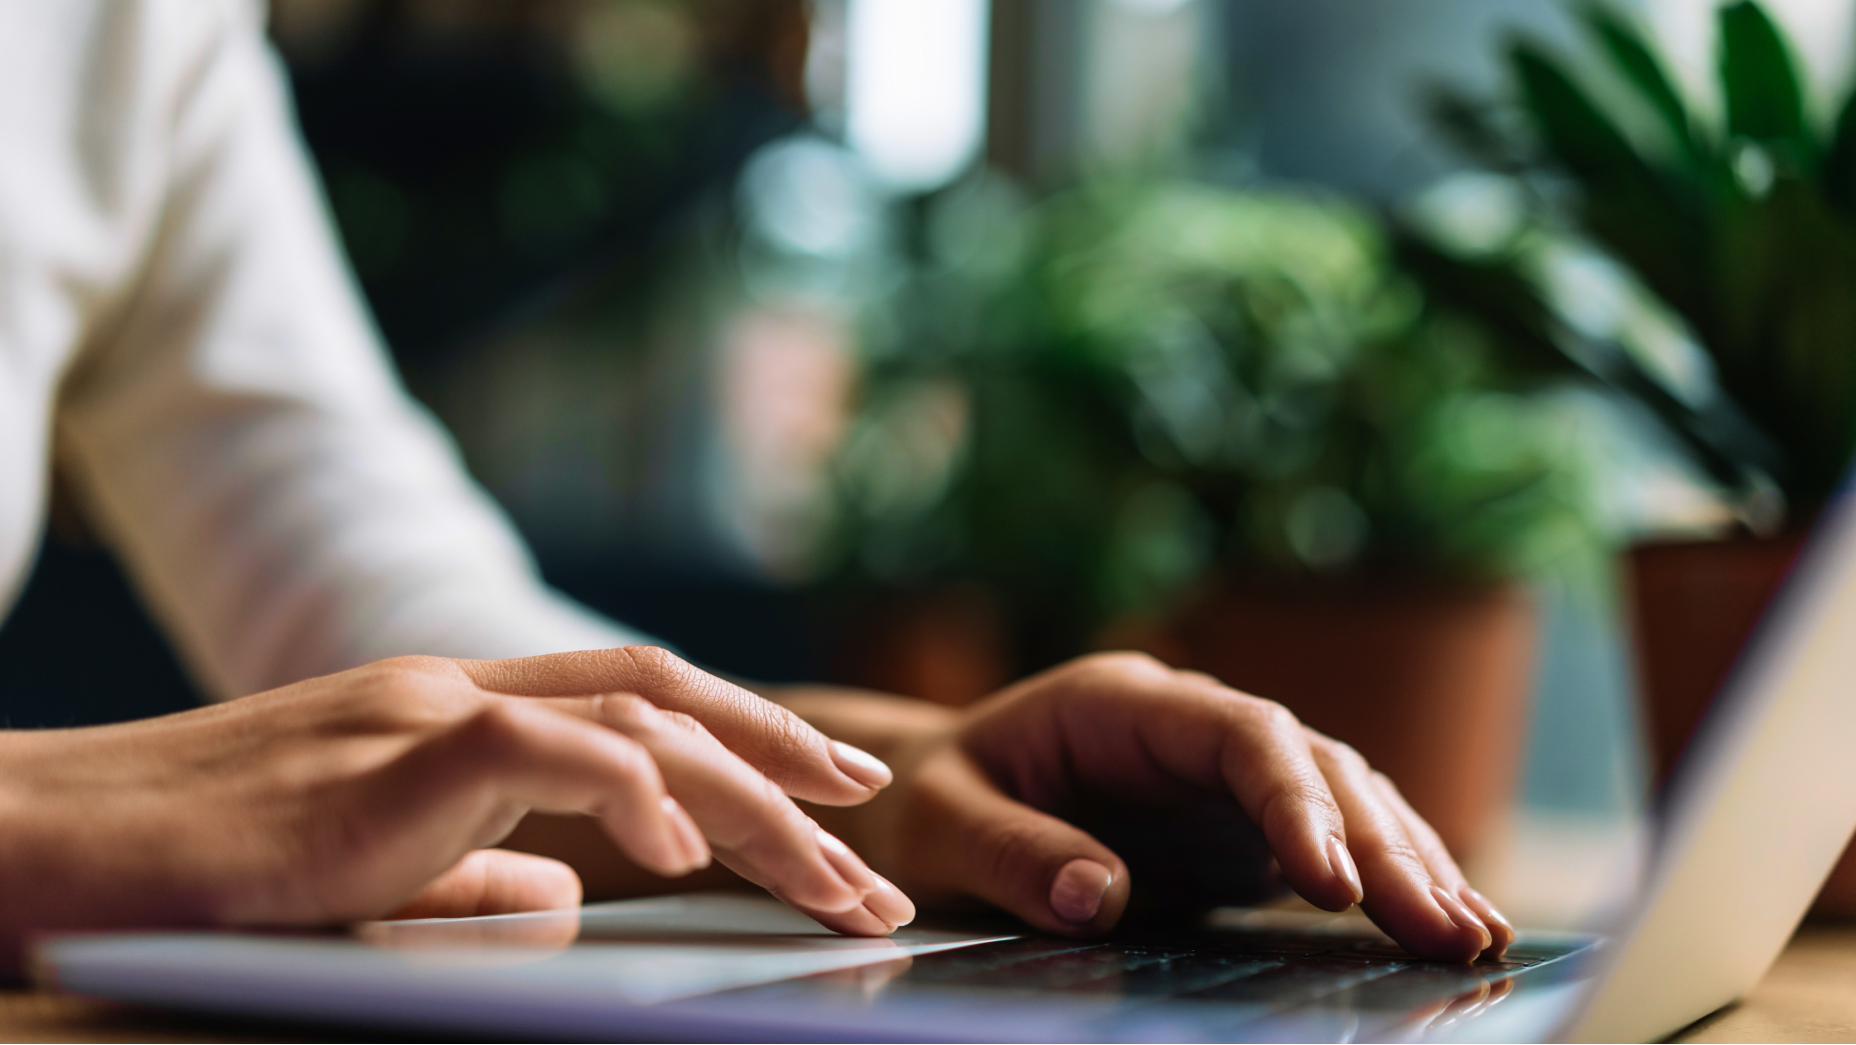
(713, 915), (1594, 1041)
(865, 930), (1559, 1001)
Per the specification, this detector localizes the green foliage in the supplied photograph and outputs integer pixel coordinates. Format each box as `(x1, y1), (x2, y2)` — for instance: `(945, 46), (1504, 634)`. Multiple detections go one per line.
(1420, 0), (1856, 515)
(825, 179), (1598, 651)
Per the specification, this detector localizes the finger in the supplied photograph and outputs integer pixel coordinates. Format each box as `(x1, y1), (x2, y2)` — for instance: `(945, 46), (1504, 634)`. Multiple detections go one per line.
(785, 872), (916, 937)
(378, 700), (709, 885)
(790, 836), (916, 935)
(1306, 735), (1490, 962)
(539, 695), (869, 916)
(1004, 656), (1359, 911)
(791, 894), (910, 936)
(1368, 770), (1515, 959)
(905, 747), (1130, 936)
(458, 647), (891, 804)
(386, 849), (582, 920)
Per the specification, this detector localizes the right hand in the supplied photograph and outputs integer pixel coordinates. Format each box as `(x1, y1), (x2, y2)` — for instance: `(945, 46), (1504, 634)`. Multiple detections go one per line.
(787, 653), (1514, 962)
(0, 647), (914, 973)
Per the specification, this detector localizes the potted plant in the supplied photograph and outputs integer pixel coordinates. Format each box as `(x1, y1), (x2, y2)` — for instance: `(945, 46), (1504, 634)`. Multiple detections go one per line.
(820, 176), (1602, 859)
(1408, 1), (1856, 905)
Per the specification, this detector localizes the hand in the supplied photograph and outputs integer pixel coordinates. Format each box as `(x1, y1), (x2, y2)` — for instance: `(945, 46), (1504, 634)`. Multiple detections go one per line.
(791, 652), (1514, 963)
(0, 647), (914, 974)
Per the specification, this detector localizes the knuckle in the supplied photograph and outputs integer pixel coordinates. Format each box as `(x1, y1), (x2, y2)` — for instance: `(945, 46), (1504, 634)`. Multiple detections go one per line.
(446, 701), (534, 761)
(377, 653), (455, 676)
(1260, 777), (1341, 834)
(353, 661), (430, 694)
(470, 699), (531, 740)
(591, 693), (657, 730)
(657, 708), (707, 736)
(1071, 650), (1166, 685)
(1324, 740), (1369, 775)
(337, 665), (467, 731)
(1234, 695), (1302, 736)
(976, 819), (1048, 884)
(602, 734), (661, 787)
(1378, 837), (1431, 877)
(749, 704), (821, 777)
(353, 656), (466, 698)
(616, 644), (692, 688)
(1303, 732), (1340, 757)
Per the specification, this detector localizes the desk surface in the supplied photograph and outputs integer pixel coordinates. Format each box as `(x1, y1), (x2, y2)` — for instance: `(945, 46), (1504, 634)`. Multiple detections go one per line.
(5, 923), (1854, 1043)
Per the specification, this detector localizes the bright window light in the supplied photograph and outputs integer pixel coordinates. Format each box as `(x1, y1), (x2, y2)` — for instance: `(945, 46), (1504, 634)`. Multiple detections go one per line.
(845, 0), (990, 194)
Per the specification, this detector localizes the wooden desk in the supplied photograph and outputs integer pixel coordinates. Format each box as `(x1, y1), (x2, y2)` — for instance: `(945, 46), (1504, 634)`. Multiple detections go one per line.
(5, 924), (1854, 1043)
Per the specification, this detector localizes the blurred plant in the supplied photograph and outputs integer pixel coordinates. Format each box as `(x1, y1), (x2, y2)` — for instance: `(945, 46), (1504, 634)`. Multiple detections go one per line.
(821, 177), (1600, 657)
(1411, 0), (1856, 527)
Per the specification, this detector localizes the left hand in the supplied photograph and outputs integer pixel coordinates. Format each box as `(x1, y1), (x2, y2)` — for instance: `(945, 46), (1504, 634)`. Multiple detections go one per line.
(786, 652), (1514, 963)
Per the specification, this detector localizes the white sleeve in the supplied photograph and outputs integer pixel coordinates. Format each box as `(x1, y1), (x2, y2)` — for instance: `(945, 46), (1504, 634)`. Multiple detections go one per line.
(54, 3), (657, 700)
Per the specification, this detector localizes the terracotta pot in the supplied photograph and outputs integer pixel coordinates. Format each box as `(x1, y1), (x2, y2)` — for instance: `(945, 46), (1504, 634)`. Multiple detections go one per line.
(1625, 531), (1856, 916)
(1163, 580), (1537, 862)
(1626, 534), (1807, 786)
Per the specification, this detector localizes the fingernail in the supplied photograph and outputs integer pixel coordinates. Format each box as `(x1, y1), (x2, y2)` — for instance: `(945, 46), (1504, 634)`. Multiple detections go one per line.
(816, 827), (879, 895)
(1459, 886), (1512, 933)
(830, 741), (893, 789)
(1431, 884), (1492, 950)
(863, 873), (916, 929)
(661, 796), (711, 872)
(1049, 859), (1114, 925)
(1459, 886), (1514, 954)
(1326, 836), (1363, 905)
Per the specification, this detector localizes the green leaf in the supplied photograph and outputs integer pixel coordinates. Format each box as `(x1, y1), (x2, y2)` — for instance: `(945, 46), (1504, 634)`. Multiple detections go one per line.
(1393, 229), (1767, 495)
(1583, 3), (1697, 162)
(1822, 89), (1856, 212)
(1719, 1), (1813, 156)
(1513, 42), (1647, 185)
(1512, 41), (1709, 321)
(1391, 231), (1569, 376)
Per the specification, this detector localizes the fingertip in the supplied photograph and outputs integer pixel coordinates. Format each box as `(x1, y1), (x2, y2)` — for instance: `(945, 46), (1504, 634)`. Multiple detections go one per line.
(1049, 858), (1115, 926)
(1459, 886), (1515, 960)
(861, 871), (915, 929)
(1428, 884), (1493, 961)
(1360, 880), (1496, 963)
(390, 849), (583, 921)
(664, 798), (712, 879)
(830, 741), (893, 791)
(647, 796), (711, 876)
(1284, 835), (1363, 912)
(792, 828), (876, 914)
(1326, 836), (1364, 907)
(797, 900), (903, 937)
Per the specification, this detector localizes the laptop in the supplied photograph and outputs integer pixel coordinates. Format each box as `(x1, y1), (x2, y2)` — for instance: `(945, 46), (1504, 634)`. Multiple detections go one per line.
(33, 483), (1856, 1042)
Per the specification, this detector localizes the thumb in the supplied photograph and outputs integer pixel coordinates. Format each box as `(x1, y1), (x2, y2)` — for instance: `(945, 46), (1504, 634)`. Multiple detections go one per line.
(909, 750), (1131, 936)
(386, 848), (583, 920)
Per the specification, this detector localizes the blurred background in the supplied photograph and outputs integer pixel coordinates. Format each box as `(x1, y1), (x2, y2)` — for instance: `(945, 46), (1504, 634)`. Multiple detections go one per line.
(8, 0), (1856, 923)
